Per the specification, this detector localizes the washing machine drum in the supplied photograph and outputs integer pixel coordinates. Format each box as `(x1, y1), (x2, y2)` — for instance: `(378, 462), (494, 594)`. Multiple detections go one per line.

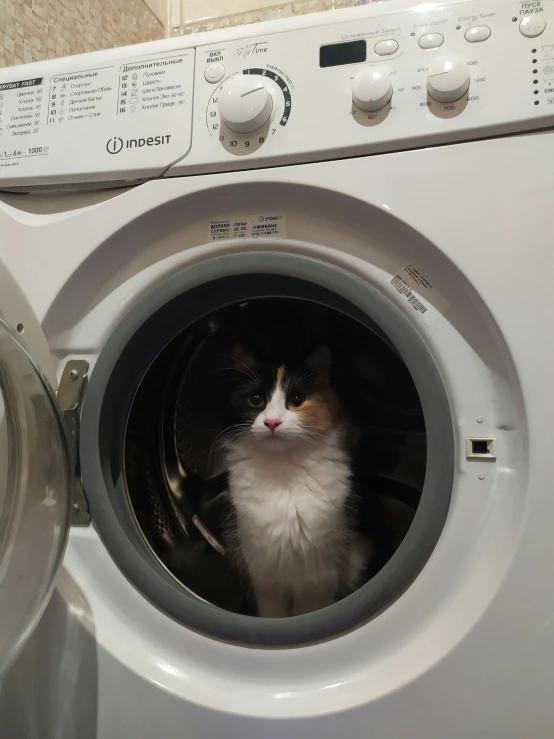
(123, 297), (426, 615)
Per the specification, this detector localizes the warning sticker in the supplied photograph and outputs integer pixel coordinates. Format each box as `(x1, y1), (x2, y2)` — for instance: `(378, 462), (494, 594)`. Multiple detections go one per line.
(209, 213), (286, 241)
(389, 263), (448, 326)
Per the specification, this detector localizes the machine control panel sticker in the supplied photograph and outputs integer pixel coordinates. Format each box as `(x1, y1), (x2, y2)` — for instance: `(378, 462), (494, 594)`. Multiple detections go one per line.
(0, 49), (194, 187)
(390, 263), (448, 326)
(209, 213), (286, 241)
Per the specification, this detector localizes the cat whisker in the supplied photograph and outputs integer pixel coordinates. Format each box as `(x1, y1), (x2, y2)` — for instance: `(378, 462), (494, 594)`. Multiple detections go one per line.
(294, 431), (327, 445)
(286, 368), (318, 388)
(215, 353), (261, 384)
(196, 425), (237, 433)
(218, 376), (258, 388)
(210, 423), (251, 446)
(296, 426), (328, 438)
(211, 366), (260, 389)
(208, 424), (252, 461)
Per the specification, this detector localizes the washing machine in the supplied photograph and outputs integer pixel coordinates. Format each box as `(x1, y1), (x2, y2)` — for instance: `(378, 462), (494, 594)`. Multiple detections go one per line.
(0, 0), (552, 736)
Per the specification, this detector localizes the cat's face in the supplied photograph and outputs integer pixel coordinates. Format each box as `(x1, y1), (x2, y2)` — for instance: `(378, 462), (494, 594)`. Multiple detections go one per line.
(227, 345), (339, 450)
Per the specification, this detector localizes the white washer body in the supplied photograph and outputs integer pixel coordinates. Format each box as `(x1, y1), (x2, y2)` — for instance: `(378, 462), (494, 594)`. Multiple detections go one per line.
(0, 0), (552, 736)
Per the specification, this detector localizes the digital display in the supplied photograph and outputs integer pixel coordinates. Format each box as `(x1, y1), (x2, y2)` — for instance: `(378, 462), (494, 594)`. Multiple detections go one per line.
(319, 40), (366, 68)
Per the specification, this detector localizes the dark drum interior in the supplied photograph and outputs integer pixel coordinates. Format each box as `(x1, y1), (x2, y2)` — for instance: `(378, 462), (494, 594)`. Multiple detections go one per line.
(124, 297), (426, 615)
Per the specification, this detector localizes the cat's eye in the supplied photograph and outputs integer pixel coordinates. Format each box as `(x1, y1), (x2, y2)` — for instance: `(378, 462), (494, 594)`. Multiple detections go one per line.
(288, 394), (305, 408)
(248, 394), (263, 408)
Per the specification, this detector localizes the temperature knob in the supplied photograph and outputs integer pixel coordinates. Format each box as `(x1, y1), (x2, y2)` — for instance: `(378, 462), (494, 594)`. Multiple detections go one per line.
(217, 74), (273, 133)
(352, 68), (393, 112)
(427, 55), (470, 103)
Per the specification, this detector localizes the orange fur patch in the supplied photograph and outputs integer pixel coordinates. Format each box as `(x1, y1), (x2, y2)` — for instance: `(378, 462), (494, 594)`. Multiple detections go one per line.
(277, 365), (285, 383)
(289, 389), (340, 435)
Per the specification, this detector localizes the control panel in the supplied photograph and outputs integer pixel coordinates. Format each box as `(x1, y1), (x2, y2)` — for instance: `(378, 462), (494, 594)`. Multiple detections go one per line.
(178, 0), (554, 177)
(0, 0), (553, 187)
(0, 48), (194, 186)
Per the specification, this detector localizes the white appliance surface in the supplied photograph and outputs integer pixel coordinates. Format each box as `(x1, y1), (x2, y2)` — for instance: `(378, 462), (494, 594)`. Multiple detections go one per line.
(0, 0), (553, 737)
(0, 0), (551, 185)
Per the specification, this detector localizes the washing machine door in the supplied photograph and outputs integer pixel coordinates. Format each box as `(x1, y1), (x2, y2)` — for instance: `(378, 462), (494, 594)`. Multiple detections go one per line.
(0, 281), (71, 675)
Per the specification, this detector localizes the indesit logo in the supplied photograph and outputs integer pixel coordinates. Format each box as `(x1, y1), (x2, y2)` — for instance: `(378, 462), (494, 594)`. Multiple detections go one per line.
(106, 134), (172, 154)
(106, 137), (123, 154)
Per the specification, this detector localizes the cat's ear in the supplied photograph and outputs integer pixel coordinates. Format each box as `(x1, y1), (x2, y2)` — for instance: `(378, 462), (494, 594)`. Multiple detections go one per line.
(232, 343), (259, 372)
(306, 345), (332, 377)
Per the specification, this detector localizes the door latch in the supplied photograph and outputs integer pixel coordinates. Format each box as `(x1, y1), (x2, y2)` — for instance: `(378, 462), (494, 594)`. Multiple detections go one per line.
(58, 360), (91, 525)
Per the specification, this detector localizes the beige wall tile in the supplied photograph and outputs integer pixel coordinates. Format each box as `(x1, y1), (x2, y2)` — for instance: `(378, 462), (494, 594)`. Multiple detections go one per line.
(0, 0), (163, 68)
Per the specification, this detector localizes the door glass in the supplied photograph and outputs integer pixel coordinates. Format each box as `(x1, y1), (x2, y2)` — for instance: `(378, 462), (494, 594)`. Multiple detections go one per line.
(0, 318), (71, 675)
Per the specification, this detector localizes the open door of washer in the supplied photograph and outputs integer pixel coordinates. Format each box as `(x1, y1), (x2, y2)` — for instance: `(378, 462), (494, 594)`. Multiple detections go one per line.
(0, 266), (72, 675)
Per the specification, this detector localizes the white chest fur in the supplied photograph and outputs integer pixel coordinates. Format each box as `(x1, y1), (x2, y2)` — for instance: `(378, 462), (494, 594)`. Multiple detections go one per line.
(226, 434), (365, 617)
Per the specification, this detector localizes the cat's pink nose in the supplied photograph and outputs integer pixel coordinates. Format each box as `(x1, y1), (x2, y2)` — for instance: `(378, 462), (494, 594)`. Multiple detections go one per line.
(264, 419), (282, 433)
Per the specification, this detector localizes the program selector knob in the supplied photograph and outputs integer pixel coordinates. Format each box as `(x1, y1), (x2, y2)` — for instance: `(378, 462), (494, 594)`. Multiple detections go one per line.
(427, 55), (470, 103)
(352, 68), (393, 111)
(217, 74), (273, 134)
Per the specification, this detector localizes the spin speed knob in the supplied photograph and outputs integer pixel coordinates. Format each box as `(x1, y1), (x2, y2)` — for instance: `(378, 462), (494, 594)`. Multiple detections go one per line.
(427, 55), (470, 103)
(217, 74), (273, 133)
(352, 68), (393, 112)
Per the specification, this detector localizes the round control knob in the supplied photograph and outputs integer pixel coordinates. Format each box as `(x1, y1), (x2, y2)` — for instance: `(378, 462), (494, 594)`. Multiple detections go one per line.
(352, 68), (393, 112)
(217, 74), (273, 134)
(427, 55), (470, 103)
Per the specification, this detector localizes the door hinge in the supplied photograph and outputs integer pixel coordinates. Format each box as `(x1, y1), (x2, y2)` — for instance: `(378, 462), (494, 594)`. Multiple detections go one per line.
(58, 359), (91, 526)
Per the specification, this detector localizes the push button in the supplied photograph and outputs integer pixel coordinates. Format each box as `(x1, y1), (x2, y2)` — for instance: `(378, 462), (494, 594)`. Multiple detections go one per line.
(374, 39), (399, 56)
(520, 15), (547, 38)
(419, 33), (444, 50)
(465, 26), (491, 43)
(205, 63), (225, 84)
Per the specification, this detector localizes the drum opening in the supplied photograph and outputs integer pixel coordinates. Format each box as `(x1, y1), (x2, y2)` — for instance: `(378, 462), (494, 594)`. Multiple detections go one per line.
(80, 256), (453, 644)
(124, 295), (425, 615)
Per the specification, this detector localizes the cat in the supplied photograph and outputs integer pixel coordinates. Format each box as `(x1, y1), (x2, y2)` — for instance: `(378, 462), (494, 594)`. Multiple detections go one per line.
(221, 343), (370, 618)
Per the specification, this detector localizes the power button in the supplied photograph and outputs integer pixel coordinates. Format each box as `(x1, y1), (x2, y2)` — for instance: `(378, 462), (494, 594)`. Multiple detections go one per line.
(205, 63), (225, 84)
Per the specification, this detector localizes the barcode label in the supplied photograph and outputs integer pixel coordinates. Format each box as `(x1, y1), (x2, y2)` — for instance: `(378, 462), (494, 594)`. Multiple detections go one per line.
(391, 275), (428, 315)
(388, 263), (447, 326)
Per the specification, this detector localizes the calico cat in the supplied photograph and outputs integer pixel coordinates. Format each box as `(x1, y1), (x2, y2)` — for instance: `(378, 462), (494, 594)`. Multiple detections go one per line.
(221, 343), (370, 618)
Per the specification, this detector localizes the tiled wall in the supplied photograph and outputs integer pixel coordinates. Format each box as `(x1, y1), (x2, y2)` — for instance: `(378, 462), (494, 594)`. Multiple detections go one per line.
(0, 0), (164, 69)
(170, 0), (358, 36)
